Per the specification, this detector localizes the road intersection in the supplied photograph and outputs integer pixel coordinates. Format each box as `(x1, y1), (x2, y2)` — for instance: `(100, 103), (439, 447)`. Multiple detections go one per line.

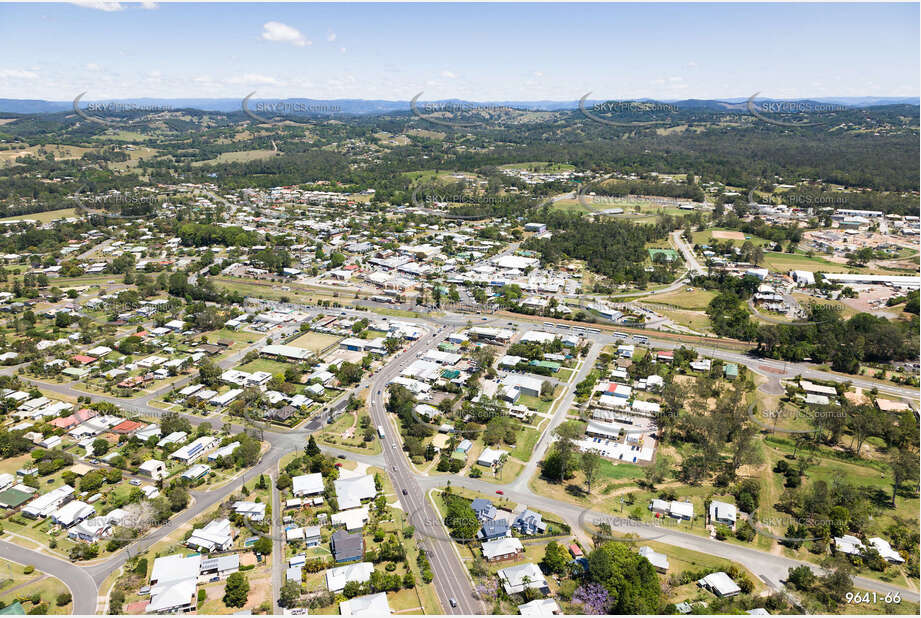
(1, 304), (917, 614)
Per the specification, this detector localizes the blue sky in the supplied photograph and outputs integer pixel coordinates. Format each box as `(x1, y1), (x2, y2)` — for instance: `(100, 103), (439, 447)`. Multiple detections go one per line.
(0, 2), (918, 101)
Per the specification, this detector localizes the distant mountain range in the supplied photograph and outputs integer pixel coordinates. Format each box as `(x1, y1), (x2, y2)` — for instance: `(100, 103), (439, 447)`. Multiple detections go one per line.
(0, 96), (917, 116)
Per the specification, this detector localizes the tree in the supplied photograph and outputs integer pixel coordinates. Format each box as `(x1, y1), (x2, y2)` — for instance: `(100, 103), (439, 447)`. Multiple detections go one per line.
(540, 541), (570, 575)
(91, 438), (110, 457)
(540, 380), (554, 399)
(279, 580), (300, 608)
(198, 358), (222, 388)
(889, 448), (919, 507)
(581, 452), (602, 494)
(253, 536), (272, 555)
(223, 572), (250, 608)
(586, 541), (661, 614)
(305, 436), (320, 456)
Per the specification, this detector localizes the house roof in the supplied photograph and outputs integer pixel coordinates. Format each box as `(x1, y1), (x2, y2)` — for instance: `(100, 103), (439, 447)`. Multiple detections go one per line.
(481, 537), (523, 560)
(325, 561), (374, 592)
(331, 529), (363, 561)
(339, 592), (391, 616)
(334, 474), (376, 510)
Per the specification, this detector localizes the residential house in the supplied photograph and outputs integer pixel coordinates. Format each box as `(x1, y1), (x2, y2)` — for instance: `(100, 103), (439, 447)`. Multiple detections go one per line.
(146, 554), (202, 614)
(498, 563), (549, 595)
(339, 592), (392, 616)
(709, 501), (737, 527)
(481, 537), (524, 562)
(325, 561), (374, 592)
(512, 508), (547, 535)
(638, 546), (669, 573)
(698, 572), (741, 598)
(331, 529), (364, 563)
(186, 518), (234, 553)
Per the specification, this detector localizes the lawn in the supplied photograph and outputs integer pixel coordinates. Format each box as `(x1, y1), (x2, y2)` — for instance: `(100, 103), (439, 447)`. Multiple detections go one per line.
(517, 388), (560, 414)
(637, 288), (717, 311)
(0, 560), (73, 615)
(237, 357), (291, 375)
(510, 427), (540, 461)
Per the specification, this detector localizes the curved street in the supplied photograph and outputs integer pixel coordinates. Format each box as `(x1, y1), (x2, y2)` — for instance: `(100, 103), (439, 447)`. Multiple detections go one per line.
(1, 305), (917, 613)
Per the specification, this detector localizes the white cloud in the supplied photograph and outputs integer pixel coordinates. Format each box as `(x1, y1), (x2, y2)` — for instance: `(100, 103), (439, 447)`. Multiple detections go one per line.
(261, 21), (309, 47)
(441, 70), (457, 79)
(225, 73), (282, 86)
(327, 32), (336, 42)
(0, 69), (39, 79)
(71, 1), (123, 11)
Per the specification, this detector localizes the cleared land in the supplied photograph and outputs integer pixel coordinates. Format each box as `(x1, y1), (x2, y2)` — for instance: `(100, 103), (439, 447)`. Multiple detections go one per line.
(0, 208), (78, 224)
(287, 331), (342, 353)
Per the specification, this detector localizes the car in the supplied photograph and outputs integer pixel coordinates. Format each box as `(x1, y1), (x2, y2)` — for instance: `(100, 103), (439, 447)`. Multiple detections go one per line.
(335, 463), (342, 468)
(129, 479), (141, 486)
(392, 465), (397, 471)
(337, 454), (346, 459)
(401, 489), (408, 496)
(449, 598), (457, 608)
(495, 490), (504, 495)
(392, 444), (396, 449)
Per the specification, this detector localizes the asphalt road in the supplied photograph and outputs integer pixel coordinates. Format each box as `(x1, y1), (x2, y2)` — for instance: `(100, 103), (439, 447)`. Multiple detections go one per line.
(2, 301), (917, 613)
(364, 323), (485, 615)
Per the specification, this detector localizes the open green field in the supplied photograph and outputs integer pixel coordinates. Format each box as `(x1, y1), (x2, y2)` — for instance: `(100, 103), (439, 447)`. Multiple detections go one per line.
(191, 149), (278, 166)
(510, 426), (540, 461)
(287, 331), (342, 353)
(637, 288), (717, 311)
(237, 357), (291, 375)
(691, 228), (774, 248)
(0, 208), (78, 224)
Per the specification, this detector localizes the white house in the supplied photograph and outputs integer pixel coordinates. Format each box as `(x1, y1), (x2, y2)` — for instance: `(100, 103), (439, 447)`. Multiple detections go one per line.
(709, 501), (737, 527)
(339, 592), (392, 616)
(139, 459), (167, 481)
(698, 572), (741, 597)
(292, 473), (324, 497)
(51, 500), (95, 528)
(170, 436), (217, 464)
(325, 561), (374, 592)
(186, 518), (233, 552)
(498, 563), (548, 595)
(334, 475), (376, 510)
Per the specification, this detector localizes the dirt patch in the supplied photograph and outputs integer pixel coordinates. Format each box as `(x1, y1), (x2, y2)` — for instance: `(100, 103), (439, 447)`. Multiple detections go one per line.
(711, 230), (745, 240)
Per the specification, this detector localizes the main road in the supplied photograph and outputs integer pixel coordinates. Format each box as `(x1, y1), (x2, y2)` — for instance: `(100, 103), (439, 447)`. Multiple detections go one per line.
(2, 302), (916, 614)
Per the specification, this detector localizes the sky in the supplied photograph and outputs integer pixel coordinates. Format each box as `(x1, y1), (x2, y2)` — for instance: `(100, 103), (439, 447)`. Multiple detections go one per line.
(0, 1), (918, 101)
